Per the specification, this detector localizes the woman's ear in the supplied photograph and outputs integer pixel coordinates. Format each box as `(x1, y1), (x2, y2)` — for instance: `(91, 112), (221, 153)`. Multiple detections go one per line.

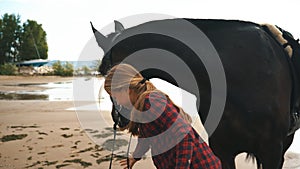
(128, 89), (135, 98)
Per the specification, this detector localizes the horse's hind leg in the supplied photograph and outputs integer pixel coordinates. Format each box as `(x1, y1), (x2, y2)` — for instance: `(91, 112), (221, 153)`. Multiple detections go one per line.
(279, 133), (295, 167)
(260, 141), (284, 169)
(283, 133), (295, 153)
(219, 156), (236, 169)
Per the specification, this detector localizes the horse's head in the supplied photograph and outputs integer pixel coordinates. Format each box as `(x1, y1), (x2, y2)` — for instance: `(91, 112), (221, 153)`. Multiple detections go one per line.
(99, 50), (113, 76)
(91, 21), (132, 128)
(90, 21), (125, 75)
(110, 97), (131, 128)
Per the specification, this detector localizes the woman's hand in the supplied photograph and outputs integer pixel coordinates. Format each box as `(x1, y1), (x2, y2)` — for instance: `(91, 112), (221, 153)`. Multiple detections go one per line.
(120, 157), (137, 169)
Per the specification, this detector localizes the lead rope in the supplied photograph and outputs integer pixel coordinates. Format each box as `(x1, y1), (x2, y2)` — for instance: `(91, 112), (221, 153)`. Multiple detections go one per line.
(108, 126), (132, 169)
(109, 123), (117, 169)
(126, 134), (133, 168)
(109, 125), (132, 169)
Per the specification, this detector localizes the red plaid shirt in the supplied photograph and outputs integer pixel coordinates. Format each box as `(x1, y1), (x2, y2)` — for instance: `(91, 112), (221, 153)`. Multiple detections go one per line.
(132, 91), (222, 169)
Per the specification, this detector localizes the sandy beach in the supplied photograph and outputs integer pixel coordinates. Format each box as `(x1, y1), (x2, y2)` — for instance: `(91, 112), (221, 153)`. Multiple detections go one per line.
(0, 76), (156, 169)
(0, 75), (299, 169)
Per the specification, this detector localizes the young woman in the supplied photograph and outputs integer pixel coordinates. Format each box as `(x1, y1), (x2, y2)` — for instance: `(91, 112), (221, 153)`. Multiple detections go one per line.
(104, 64), (221, 169)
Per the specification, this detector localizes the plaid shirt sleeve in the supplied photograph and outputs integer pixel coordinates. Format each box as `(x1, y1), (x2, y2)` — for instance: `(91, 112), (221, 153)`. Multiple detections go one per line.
(132, 92), (167, 159)
(175, 134), (193, 168)
(132, 136), (150, 160)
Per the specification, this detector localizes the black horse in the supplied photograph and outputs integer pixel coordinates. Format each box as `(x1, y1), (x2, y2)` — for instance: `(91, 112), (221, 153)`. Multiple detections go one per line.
(92, 19), (300, 169)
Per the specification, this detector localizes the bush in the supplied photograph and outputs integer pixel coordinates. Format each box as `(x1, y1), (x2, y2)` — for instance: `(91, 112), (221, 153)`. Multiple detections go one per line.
(0, 63), (18, 75)
(52, 61), (74, 76)
(64, 62), (74, 76)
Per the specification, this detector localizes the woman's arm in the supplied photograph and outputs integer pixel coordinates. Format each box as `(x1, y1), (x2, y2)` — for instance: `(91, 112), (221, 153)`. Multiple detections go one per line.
(174, 134), (193, 169)
(132, 136), (150, 160)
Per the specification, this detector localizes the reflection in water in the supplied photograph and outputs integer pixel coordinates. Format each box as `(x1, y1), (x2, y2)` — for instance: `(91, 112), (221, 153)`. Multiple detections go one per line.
(4, 83), (48, 86)
(0, 81), (73, 101)
(0, 91), (48, 100)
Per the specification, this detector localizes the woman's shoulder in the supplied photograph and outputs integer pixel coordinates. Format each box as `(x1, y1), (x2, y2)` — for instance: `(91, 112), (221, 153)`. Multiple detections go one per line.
(145, 90), (168, 104)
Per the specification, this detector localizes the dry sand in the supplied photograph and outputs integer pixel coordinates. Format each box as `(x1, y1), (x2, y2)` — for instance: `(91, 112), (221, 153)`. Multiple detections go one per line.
(0, 75), (299, 169)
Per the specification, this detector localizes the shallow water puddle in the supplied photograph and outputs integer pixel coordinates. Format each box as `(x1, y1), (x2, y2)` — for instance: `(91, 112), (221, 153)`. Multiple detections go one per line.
(0, 81), (73, 101)
(0, 91), (49, 100)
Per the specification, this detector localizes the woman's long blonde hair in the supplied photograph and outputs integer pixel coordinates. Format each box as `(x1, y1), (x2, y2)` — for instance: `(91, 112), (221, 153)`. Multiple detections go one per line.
(104, 64), (192, 136)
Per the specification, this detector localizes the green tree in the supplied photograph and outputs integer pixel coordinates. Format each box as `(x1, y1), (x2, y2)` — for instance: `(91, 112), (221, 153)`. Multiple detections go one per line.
(64, 62), (74, 76)
(0, 13), (22, 64)
(82, 65), (90, 75)
(52, 60), (64, 75)
(52, 61), (74, 76)
(92, 59), (102, 71)
(19, 20), (48, 61)
(0, 63), (18, 75)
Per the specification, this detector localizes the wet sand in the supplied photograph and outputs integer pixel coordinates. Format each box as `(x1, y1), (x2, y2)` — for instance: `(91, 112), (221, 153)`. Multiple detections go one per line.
(0, 75), (74, 92)
(0, 75), (299, 169)
(0, 75), (155, 168)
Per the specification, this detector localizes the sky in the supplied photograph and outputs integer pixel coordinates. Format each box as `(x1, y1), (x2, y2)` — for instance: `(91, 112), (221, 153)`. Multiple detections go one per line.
(0, 0), (300, 61)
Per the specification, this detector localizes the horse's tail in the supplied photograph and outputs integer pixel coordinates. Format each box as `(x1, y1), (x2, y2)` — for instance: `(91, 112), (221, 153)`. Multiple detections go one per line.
(246, 153), (262, 169)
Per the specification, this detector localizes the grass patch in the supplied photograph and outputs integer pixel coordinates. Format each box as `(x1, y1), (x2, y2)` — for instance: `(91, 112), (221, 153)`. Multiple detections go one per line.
(56, 164), (70, 168)
(61, 134), (73, 138)
(77, 147), (93, 153)
(102, 139), (128, 151)
(93, 132), (112, 138)
(43, 161), (58, 166)
(96, 155), (111, 164)
(63, 159), (92, 168)
(37, 131), (48, 135)
(1, 134), (28, 142)
(96, 154), (126, 164)
(84, 129), (98, 133)
(51, 144), (64, 148)
(10, 125), (39, 129)
(75, 140), (81, 145)
(90, 152), (101, 158)
(25, 161), (41, 168)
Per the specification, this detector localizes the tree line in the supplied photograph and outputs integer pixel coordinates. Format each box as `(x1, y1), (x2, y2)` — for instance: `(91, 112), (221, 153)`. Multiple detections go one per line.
(0, 13), (48, 65)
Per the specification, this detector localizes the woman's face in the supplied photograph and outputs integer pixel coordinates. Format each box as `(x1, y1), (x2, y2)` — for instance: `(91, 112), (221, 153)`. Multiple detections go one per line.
(111, 89), (132, 108)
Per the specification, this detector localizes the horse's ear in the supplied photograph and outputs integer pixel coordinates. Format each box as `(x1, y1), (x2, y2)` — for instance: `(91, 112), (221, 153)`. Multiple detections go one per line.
(90, 21), (109, 52)
(114, 20), (125, 33)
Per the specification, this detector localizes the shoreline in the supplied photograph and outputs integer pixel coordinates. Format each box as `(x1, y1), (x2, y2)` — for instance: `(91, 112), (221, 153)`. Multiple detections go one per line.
(0, 75), (75, 92)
